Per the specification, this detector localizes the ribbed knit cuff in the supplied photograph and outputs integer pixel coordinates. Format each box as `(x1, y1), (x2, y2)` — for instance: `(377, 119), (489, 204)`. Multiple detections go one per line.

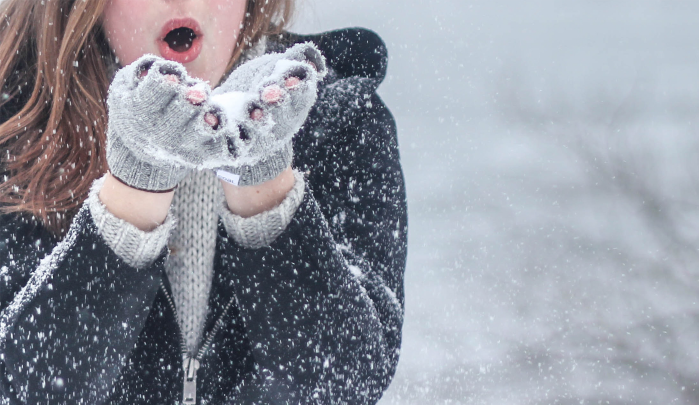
(87, 175), (175, 268)
(218, 170), (305, 249)
(107, 135), (187, 191)
(226, 143), (294, 187)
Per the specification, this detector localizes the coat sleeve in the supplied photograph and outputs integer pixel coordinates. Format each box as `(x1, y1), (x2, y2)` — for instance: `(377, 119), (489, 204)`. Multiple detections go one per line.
(0, 206), (166, 404)
(219, 79), (408, 404)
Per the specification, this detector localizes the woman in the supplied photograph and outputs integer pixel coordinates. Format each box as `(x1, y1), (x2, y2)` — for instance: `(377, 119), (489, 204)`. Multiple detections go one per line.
(0, 0), (407, 403)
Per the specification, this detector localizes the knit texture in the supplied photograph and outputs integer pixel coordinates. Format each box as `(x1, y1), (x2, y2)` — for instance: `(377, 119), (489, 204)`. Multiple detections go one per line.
(164, 170), (222, 355)
(87, 175), (175, 268)
(163, 40), (271, 355)
(106, 56), (237, 191)
(211, 42), (327, 186)
(219, 142), (295, 187)
(219, 170), (305, 249)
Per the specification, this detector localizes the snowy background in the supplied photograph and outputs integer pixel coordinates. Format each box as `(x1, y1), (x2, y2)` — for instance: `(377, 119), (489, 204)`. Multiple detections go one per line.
(294, 1), (699, 404)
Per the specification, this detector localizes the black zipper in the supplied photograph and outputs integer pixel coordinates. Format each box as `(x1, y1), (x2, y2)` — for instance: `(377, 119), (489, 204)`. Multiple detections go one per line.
(160, 280), (236, 405)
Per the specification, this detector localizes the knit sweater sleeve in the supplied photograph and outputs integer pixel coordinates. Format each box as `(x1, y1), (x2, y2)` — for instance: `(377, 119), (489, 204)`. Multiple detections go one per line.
(87, 175), (175, 268)
(217, 170), (305, 249)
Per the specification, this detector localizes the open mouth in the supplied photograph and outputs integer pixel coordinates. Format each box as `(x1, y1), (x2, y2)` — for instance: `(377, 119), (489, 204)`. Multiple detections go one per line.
(164, 27), (197, 52)
(158, 18), (203, 63)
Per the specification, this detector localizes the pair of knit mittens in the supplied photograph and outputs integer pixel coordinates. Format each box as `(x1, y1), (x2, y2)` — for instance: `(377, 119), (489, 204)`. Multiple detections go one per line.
(106, 43), (327, 191)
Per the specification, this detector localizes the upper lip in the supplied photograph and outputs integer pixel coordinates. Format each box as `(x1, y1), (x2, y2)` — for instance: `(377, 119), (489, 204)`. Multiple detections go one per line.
(159, 17), (204, 41)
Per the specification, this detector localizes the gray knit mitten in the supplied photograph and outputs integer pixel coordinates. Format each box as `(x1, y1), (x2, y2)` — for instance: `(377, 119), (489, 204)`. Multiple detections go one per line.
(106, 55), (248, 191)
(209, 43), (327, 186)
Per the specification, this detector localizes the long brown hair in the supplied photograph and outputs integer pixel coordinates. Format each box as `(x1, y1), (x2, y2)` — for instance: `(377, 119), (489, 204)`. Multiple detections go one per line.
(0, 0), (295, 236)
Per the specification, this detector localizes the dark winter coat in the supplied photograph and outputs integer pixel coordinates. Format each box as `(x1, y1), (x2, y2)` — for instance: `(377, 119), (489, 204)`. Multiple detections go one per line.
(0, 28), (407, 404)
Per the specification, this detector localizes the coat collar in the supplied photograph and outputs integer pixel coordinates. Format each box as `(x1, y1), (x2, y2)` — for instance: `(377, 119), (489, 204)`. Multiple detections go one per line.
(269, 28), (389, 85)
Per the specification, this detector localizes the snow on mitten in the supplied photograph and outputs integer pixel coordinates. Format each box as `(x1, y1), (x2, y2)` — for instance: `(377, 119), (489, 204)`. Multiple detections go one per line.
(106, 55), (248, 192)
(209, 43), (327, 186)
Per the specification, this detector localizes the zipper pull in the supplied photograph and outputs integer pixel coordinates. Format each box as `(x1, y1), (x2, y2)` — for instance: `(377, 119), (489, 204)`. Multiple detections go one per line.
(182, 355), (200, 405)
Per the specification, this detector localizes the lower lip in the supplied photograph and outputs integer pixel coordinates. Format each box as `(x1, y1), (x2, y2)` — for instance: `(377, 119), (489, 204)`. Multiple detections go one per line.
(158, 36), (203, 64)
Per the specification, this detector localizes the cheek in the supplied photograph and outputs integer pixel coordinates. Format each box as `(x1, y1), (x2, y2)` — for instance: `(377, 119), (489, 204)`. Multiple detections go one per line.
(210, 0), (247, 17)
(209, 0), (247, 41)
(101, 0), (153, 65)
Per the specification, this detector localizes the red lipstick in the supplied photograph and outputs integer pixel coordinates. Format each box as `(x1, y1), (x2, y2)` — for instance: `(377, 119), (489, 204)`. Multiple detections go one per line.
(158, 18), (203, 64)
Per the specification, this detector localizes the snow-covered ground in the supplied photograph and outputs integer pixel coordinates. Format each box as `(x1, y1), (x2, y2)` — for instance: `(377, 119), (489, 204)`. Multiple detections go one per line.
(294, 1), (699, 403)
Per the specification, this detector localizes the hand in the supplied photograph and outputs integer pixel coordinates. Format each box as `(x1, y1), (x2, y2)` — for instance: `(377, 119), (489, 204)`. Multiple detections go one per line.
(105, 55), (246, 192)
(207, 42), (327, 186)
